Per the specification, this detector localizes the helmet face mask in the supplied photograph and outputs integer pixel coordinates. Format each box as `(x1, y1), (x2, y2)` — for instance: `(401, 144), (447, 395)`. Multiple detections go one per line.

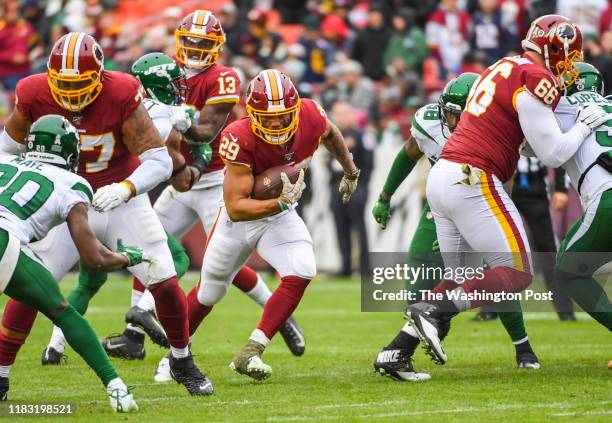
(246, 69), (301, 145)
(565, 62), (605, 96)
(47, 32), (104, 112)
(25, 115), (81, 173)
(131, 53), (187, 105)
(438, 72), (479, 136)
(175, 10), (225, 69)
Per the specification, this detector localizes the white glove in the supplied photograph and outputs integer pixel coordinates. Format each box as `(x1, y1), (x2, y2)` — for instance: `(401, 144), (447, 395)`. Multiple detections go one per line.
(576, 104), (610, 131)
(93, 182), (132, 212)
(339, 169), (360, 204)
(170, 106), (193, 133)
(280, 169), (306, 204)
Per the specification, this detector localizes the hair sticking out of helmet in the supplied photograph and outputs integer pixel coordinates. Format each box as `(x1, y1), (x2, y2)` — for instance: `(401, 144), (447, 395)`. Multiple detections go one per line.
(521, 15), (583, 89)
(246, 69), (301, 145)
(175, 10), (225, 69)
(25, 115), (81, 173)
(47, 32), (104, 112)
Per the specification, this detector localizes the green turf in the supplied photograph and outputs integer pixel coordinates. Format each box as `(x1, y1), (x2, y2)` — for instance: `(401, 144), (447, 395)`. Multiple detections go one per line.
(0, 272), (610, 422)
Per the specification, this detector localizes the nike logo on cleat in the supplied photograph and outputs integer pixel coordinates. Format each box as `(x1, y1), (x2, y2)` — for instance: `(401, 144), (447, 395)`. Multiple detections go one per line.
(105, 343), (126, 350)
(376, 350), (400, 363)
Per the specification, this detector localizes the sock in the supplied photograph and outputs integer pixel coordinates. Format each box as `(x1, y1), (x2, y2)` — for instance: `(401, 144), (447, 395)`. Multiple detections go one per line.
(247, 276), (273, 307)
(514, 338), (534, 354)
(431, 279), (459, 295)
(69, 261), (108, 315)
(496, 300), (528, 343)
(451, 267), (532, 309)
(559, 276), (612, 330)
(0, 300), (38, 366)
(170, 346), (190, 359)
(136, 289), (156, 313)
(249, 328), (271, 347)
(186, 282), (213, 336)
(256, 276), (310, 339)
(149, 276), (189, 349)
(48, 325), (66, 353)
(55, 305), (118, 386)
(106, 377), (127, 394)
(232, 266), (259, 292)
(386, 322), (420, 355)
(0, 365), (10, 378)
(131, 278), (146, 307)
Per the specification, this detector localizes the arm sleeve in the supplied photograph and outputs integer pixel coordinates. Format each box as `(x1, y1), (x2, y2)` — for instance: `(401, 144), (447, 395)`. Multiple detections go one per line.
(58, 180), (93, 220)
(125, 146), (173, 194)
(516, 90), (591, 168)
(152, 115), (173, 143)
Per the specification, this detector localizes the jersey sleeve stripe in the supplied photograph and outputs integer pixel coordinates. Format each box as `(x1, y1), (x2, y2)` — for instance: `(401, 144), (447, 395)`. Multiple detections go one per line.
(206, 95), (240, 104)
(411, 117), (438, 144)
(512, 87), (527, 112)
(71, 182), (93, 203)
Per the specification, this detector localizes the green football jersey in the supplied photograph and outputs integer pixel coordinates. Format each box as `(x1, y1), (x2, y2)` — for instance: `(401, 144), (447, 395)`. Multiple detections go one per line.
(410, 103), (447, 162)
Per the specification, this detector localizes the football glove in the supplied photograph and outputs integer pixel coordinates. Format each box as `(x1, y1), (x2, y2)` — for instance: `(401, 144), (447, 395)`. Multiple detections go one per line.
(116, 239), (150, 267)
(280, 169), (306, 204)
(93, 182), (132, 212)
(170, 105), (194, 133)
(576, 104), (610, 131)
(372, 198), (391, 229)
(339, 169), (360, 204)
(432, 239), (440, 253)
(190, 142), (213, 173)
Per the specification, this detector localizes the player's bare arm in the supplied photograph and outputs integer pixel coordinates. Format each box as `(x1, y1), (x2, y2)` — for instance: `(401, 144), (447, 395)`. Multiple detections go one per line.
(224, 162), (285, 222)
(186, 102), (234, 144)
(1, 108), (32, 153)
(166, 128), (200, 192)
(320, 119), (360, 203)
(67, 203), (130, 271)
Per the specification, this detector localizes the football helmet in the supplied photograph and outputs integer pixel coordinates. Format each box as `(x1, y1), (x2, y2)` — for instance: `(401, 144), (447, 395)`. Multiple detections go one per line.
(246, 69), (301, 145)
(131, 53), (187, 105)
(521, 15), (583, 88)
(47, 32), (104, 112)
(566, 62), (604, 96)
(438, 72), (479, 134)
(175, 10), (225, 69)
(25, 115), (81, 173)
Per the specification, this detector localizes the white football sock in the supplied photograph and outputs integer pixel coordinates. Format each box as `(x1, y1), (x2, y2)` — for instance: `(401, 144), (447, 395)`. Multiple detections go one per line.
(400, 321), (419, 338)
(249, 328), (270, 347)
(136, 289), (156, 313)
(106, 377), (127, 394)
(170, 346), (190, 359)
(48, 326), (66, 353)
(246, 275), (272, 307)
(0, 365), (11, 378)
(131, 289), (144, 307)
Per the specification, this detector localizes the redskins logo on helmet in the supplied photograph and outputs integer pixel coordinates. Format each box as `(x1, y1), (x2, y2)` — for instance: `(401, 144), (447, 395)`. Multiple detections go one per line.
(175, 10), (225, 69)
(246, 69), (301, 145)
(47, 32), (104, 112)
(522, 15), (583, 88)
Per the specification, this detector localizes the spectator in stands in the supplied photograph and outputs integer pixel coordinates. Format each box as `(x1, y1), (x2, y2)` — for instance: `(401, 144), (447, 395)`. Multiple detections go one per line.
(377, 85), (413, 144)
(426, 0), (471, 78)
(584, 31), (612, 96)
(395, 0), (439, 28)
(220, 2), (247, 56)
(0, 1), (40, 91)
(245, 9), (286, 68)
(350, 4), (391, 81)
(339, 60), (377, 123)
(297, 15), (333, 84)
(557, 0), (608, 38)
(328, 101), (373, 277)
(320, 7), (351, 51)
(383, 10), (428, 76)
(470, 0), (514, 65)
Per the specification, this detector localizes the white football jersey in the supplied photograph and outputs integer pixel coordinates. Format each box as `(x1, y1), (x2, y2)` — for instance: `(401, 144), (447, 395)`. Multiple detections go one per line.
(554, 92), (612, 207)
(144, 98), (173, 142)
(410, 103), (447, 163)
(0, 154), (92, 244)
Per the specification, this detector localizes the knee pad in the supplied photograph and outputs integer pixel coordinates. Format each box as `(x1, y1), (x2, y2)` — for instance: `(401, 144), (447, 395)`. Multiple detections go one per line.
(289, 244), (317, 280)
(197, 281), (229, 306)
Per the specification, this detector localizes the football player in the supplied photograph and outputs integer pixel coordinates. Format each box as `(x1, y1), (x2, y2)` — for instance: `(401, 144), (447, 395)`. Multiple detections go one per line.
(0, 115), (143, 411)
(184, 69), (360, 381)
(406, 15), (610, 365)
(0, 33), (212, 395)
(553, 62), (612, 334)
(371, 73), (540, 381)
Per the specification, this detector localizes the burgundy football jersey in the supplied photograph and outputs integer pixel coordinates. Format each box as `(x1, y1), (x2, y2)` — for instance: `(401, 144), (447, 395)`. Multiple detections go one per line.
(15, 70), (144, 191)
(441, 54), (560, 182)
(219, 99), (328, 176)
(181, 63), (240, 173)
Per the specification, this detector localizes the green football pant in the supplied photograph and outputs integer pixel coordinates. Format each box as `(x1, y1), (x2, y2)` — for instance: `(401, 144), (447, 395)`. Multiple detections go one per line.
(407, 202), (529, 342)
(1, 230), (117, 386)
(556, 189), (612, 331)
(70, 232), (190, 316)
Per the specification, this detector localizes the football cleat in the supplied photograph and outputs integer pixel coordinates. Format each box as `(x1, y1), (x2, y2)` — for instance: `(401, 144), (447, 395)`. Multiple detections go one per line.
(373, 348), (431, 382)
(125, 306), (169, 348)
(169, 354), (214, 395)
(0, 376), (8, 401)
(517, 351), (541, 369)
(108, 387), (139, 412)
(279, 316), (305, 356)
(229, 340), (272, 381)
(101, 331), (145, 360)
(154, 353), (172, 383)
(471, 311), (498, 321)
(405, 303), (447, 365)
(41, 346), (67, 365)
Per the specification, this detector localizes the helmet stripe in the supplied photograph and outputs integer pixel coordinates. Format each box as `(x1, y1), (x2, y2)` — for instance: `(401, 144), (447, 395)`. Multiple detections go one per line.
(265, 69), (281, 106)
(196, 10), (205, 26)
(61, 33), (74, 70)
(192, 10), (201, 26)
(65, 32), (79, 70)
(203, 11), (211, 26)
(273, 70), (284, 102)
(261, 70), (274, 106)
(72, 32), (86, 70)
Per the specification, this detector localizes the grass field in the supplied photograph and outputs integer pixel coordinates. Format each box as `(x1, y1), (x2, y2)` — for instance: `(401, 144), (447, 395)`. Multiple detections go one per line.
(0, 272), (610, 422)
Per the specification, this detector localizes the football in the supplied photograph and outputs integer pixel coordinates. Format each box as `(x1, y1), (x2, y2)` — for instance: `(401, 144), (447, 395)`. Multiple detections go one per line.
(251, 165), (302, 200)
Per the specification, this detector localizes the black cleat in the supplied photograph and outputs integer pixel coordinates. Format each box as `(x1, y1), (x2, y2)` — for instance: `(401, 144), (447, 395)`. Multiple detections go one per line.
(517, 351), (541, 369)
(169, 354), (214, 396)
(279, 316), (305, 356)
(558, 312), (577, 321)
(125, 306), (169, 348)
(101, 330), (145, 360)
(373, 348), (430, 381)
(41, 347), (66, 365)
(0, 376), (8, 401)
(405, 303), (447, 365)
(472, 311), (498, 321)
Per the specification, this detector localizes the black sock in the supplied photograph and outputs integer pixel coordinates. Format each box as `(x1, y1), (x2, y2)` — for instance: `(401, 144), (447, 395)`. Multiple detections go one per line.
(514, 339), (533, 355)
(430, 297), (460, 314)
(386, 330), (419, 355)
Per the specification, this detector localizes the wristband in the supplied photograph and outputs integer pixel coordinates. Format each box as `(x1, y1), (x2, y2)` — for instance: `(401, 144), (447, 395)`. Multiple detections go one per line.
(187, 167), (197, 190)
(120, 180), (136, 197)
(192, 156), (207, 174)
(278, 200), (289, 211)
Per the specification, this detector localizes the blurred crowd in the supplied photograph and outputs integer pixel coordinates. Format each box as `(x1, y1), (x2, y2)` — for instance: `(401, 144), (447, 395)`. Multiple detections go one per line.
(0, 0), (609, 273)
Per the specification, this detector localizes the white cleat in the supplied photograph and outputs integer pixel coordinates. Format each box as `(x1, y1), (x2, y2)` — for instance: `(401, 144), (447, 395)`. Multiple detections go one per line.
(154, 356), (173, 383)
(109, 388), (138, 413)
(229, 355), (272, 381)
